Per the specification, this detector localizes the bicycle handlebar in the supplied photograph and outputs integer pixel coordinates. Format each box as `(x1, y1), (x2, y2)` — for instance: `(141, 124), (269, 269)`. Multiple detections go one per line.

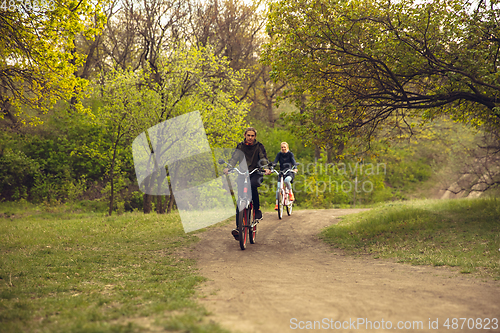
(227, 167), (264, 176)
(271, 163), (299, 176)
(272, 168), (297, 175)
(218, 158), (272, 176)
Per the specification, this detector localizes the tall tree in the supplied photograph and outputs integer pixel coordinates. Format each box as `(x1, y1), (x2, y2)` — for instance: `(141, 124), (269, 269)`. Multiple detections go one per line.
(189, 0), (286, 124)
(97, 68), (159, 215)
(0, 0), (106, 128)
(263, 0), (500, 144)
(146, 44), (250, 213)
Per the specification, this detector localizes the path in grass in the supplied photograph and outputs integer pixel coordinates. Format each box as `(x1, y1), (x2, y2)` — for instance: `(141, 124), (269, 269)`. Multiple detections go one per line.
(180, 209), (500, 333)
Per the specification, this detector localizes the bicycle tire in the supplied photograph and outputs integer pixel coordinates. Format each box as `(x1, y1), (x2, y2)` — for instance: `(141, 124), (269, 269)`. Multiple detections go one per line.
(239, 207), (248, 250)
(286, 199), (293, 216)
(249, 204), (257, 244)
(277, 191), (283, 219)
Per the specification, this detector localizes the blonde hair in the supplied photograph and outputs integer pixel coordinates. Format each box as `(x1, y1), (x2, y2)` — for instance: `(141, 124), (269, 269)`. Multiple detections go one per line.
(281, 142), (289, 151)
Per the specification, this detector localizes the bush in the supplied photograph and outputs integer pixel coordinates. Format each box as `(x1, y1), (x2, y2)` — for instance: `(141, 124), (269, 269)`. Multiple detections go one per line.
(0, 149), (40, 201)
(124, 191), (144, 212)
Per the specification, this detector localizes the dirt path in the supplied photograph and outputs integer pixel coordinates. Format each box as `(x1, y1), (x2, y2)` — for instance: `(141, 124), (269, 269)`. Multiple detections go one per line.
(181, 209), (500, 333)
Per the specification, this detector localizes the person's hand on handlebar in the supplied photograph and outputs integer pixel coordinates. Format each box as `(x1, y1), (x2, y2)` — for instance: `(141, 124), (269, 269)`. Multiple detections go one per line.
(223, 168), (229, 175)
(264, 168), (272, 175)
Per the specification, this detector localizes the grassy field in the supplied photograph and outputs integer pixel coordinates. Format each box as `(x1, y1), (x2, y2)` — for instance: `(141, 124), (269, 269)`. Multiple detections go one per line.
(0, 201), (230, 333)
(321, 198), (500, 279)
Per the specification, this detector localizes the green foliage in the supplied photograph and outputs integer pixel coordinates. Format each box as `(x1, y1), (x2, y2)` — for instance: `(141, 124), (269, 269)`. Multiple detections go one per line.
(0, 149), (40, 200)
(96, 68), (160, 214)
(152, 44), (250, 147)
(124, 191), (145, 212)
(259, 155), (389, 209)
(320, 198), (500, 279)
(0, 0), (107, 125)
(0, 108), (112, 203)
(92, 45), (251, 214)
(370, 117), (483, 199)
(263, 0), (500, 152)
(0, 42), (251, 209)
(252, 120), (440, 208)
(375, 144), (433, 199)
(256, 123), (313, 161)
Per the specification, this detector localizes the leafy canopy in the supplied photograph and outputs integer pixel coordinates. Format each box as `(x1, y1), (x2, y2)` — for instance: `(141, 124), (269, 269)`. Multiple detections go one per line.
(263, 0), (500, 145)
(0, 1), (106, 125)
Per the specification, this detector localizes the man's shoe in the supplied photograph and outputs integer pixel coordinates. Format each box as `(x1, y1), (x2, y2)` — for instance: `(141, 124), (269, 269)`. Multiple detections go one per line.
(255, 210), (263, 220)
(231, 229), (239, 241)
(289, 192), (295, 201)
(274, 204), (279, 210)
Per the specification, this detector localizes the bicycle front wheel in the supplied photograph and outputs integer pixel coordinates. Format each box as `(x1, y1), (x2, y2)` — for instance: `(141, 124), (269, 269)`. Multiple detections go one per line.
(239, 207), (248, 250)
(249, 205), (257, 244)
(277, 191), (283, 220)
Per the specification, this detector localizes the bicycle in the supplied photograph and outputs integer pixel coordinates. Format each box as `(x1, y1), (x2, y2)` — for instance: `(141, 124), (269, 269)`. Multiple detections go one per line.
(219, 159), (270, 250)
(272, 164), (299, 219)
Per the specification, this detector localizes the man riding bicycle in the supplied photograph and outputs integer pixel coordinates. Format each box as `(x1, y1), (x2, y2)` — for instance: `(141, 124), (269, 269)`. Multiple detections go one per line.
(224, 127), (271, 240)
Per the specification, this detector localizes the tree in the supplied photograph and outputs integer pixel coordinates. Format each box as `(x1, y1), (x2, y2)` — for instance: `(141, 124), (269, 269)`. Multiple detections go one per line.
(145, 44), (250, 213)
(97, 68), (159, 215)
(153, 45), (249, 140)
(95, 44), (249, 215)
(0, 0), (107, 128)
(189, 0), (286, 125)
(263, 0), (500, 145)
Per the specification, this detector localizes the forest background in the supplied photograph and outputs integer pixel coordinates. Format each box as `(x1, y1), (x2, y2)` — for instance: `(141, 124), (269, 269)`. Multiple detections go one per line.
(1, 0), (500, 216)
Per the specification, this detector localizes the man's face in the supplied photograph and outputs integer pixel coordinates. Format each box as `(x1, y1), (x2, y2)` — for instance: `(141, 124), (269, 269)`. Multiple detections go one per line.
(245, 131), (256, 144)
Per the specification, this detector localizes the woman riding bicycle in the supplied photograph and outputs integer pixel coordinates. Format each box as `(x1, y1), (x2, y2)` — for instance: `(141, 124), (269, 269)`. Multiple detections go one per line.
(273, 142), (298, 210)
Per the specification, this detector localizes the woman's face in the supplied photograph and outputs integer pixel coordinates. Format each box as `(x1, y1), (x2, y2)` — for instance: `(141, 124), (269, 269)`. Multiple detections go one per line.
(281, 144), (288, 153)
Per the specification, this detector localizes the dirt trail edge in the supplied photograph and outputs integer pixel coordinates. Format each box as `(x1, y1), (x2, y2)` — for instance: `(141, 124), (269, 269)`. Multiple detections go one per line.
(179, 209), (500, 333)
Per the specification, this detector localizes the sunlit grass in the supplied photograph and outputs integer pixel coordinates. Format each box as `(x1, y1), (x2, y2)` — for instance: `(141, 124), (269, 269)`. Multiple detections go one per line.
(321, 198), (500, 279)
(0, 203), (230, 333)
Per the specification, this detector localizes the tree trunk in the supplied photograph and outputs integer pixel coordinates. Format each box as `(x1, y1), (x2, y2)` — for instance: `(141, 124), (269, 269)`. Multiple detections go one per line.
(165, 168), (174, 214)
(167, 194), (175, 214)
(326, 146), (334, 164)
(156, 195), (166, 214)
(143, 172), (153, 213)
(108, 170), (114, 216)
(336, 141), (345, 162)
(143, 194), (152, 213)
(108, 134), (121, 216)
(299, 94), (307, 126)
(315, 146), (321, 161)
(267, 96), (275, 126)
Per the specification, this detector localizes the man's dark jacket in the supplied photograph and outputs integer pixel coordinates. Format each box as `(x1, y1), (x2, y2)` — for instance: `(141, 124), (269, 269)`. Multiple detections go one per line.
(228, 140), (269, 172)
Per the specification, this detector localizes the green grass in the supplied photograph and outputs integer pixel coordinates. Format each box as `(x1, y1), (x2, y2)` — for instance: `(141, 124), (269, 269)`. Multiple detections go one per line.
(320, 198), (500, 279)
(0, 202), (230, 333)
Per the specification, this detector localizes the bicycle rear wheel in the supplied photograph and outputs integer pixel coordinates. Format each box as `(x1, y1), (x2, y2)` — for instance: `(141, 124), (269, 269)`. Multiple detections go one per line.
(249, 204), (257, 244)
(238, 207), (248, 250)
(286, 199), (293, 216)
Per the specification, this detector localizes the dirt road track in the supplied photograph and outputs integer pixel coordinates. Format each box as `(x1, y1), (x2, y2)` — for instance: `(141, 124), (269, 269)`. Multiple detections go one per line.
(181, 209), (500, 333)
